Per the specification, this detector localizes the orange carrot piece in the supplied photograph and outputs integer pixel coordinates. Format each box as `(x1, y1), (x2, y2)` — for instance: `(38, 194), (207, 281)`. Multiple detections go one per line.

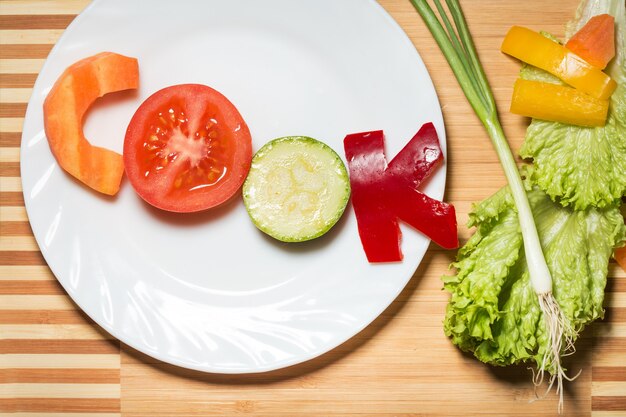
(616, 246), (626, 273)
(43, 52), (139, 195)
(565, 14), (615, 70)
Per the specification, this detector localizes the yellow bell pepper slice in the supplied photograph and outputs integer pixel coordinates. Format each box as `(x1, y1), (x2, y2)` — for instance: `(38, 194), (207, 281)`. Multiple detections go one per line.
(501, 26), (616, 100)
(510, 78), (609, 127)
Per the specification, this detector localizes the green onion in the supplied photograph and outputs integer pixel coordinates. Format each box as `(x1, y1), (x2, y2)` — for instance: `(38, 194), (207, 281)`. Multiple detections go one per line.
(409, 0), (577, 411)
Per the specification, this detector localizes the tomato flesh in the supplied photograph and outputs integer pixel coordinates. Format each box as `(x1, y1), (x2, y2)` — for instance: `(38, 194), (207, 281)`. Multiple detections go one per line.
(124, 84), (252, 212)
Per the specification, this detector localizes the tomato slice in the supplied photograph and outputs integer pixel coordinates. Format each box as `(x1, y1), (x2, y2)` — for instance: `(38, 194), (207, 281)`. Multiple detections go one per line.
(124, 84), (252, 212)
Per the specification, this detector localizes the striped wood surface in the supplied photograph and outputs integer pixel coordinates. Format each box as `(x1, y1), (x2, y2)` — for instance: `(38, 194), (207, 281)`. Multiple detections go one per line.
(0, 0), (624, 416)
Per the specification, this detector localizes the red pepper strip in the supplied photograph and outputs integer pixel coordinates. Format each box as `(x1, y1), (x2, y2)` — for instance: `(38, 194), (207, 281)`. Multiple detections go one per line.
(344, 122), (458, 262)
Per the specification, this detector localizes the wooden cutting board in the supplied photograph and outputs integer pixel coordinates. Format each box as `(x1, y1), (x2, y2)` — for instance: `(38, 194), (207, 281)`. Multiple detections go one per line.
(1, 0), (624, 415)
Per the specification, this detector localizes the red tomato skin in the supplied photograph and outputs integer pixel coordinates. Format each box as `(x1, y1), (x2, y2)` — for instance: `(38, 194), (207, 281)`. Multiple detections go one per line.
(344, 123), (458, 263)
(124, 84), (252, 213)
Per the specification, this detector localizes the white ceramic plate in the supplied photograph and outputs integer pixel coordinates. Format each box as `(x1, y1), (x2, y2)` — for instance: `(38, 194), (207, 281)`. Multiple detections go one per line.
(21, 0), (446, 373)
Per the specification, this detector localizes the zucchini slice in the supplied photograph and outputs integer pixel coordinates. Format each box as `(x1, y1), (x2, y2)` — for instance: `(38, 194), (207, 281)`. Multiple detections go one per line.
(243, 136), (350, 242)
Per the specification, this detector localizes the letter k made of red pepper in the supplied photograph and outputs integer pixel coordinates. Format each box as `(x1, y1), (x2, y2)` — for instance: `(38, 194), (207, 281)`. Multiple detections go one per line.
(344, 123), (458, 263)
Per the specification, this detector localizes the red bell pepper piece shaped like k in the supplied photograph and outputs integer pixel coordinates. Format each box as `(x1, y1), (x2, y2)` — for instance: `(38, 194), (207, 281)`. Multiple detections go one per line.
(344, 123), (458, 262)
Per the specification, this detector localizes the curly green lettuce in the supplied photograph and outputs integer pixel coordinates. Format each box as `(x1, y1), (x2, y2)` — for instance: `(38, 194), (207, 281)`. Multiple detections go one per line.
(518, 0), (626, 210)
(443, 186), (625, 368)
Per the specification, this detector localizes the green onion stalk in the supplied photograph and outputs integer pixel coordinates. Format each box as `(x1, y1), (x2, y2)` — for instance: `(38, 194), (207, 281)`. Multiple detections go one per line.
(409, 0), (577, 410)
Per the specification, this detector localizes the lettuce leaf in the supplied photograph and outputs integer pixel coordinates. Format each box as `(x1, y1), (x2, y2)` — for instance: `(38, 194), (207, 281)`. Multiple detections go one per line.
(518, 1), (626, 210)
(443, 186), (625, 368)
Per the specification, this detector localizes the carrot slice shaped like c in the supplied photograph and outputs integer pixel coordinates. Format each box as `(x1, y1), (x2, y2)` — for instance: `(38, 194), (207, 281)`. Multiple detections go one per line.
(43, 52), (139, 195)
